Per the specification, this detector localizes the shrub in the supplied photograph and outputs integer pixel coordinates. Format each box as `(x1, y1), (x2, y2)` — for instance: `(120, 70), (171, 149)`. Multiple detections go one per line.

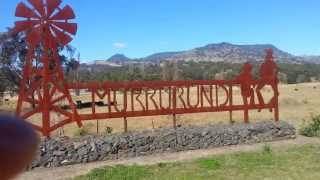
(157, 162), (167, 168)
(105, 126), (113, 134)
(300, 115), (320, 137)
(74, 127), (89, 137)
(302, 99), (309, 105)
(263, 144), (272, 154)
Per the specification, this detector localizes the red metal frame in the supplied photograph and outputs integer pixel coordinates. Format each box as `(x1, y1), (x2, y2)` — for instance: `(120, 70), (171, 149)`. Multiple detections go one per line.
(14, 0), (279, 136)
(14, 0), (82, 136)
(68, 79), (278, 121)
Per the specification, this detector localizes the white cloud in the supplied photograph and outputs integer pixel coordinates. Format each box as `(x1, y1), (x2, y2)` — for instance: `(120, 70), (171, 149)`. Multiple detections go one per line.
(113, 42), (126, 49)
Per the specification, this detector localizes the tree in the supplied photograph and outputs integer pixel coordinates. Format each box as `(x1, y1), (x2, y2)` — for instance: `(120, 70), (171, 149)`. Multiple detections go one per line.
(0, 30), (27, 94)
(0, 29), (77, 94)
(172, 60), (182, 80)
(296, 74), (307, 84)
(162, 61), (172, 81)
(278, 72), (288, 84)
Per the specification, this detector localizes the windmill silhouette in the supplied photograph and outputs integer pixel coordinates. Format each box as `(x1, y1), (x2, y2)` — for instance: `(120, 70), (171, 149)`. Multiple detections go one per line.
(14, 0), (82, 136)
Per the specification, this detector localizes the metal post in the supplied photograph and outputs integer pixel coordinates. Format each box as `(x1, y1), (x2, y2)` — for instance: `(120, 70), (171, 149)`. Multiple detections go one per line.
(173, 87), (177, 129)
(96, 120), (99, 134)
(229, 85), (234, 124)
(244, 109), (249, 123)
(173, 114), (177, 129)
(274, 94), (279, 122)
(124, 117), (128, 132)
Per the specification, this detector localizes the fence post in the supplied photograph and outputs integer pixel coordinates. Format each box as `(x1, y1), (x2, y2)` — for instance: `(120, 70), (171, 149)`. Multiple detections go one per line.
(229, 85), (234, 124)
(124, 117), (128, 132)
(91, 89), (96, 114)
(173, 87), (177, 129)
(173, 114), (177, 129)
(244, 107), (249, 123)
(274, 88), (279, 122)
(96, 119), (99, 134)
(123, 89), (128, 132)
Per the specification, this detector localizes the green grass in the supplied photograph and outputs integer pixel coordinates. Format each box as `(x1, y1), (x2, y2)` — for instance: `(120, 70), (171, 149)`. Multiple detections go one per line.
(74, 145), (320, 180)
(196, 159), (221, 170)
(76, 165), (151, 180)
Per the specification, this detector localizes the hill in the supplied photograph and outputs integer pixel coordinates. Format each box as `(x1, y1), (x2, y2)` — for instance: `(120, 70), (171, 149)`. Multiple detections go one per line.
(143, 42), (296, 63)
(94, 42), (320, 65)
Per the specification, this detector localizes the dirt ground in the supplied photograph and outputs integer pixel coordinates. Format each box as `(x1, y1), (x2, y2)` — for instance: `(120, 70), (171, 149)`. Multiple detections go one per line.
(15, 135), (320, 180)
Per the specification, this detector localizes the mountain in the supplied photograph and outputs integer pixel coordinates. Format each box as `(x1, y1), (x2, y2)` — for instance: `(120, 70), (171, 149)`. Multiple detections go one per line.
(107, 54), (132, 64)
(143, 43), (296, 63)
(297, 56), (320, 64)
(100, 43), (319, 65)
(144, 51), (183, 62)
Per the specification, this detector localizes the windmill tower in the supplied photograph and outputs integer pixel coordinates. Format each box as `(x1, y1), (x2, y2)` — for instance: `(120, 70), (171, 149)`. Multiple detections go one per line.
(14, 0), (82, 136)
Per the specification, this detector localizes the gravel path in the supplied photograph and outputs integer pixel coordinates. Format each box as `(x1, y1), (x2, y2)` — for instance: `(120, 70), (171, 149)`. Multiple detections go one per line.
(16, 136), (320, 180)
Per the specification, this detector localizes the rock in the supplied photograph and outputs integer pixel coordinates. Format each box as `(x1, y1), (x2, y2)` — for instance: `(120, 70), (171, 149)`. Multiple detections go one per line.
(201, 131), (209, 136)
(137, 145), (150, 153)
(73, 142), (86, 149)
(53, 151), (65, 156)
(61, 160), (72, 166)
(90, 142), (96, 152)
(30, 121), (296, 169)
(77, 147), (89, 156)
(88, 153), (99, 162)
(101, 143), (112, 154)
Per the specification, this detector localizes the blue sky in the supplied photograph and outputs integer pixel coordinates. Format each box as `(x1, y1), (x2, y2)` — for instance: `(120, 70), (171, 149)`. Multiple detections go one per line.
(1, 0), (320, 61)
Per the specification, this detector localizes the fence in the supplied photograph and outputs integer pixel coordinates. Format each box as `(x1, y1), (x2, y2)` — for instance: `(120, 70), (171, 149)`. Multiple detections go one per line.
(67, 74), (279, 133)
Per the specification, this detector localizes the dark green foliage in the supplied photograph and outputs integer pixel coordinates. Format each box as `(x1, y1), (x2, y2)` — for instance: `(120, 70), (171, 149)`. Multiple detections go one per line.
(78, 61), (320, 84)
(263, 144), (273, 154)
(197, 159), (221, 170)
(300, 115), (320, 137)
(105, 126), (113, 134)
(87, 65), (161, 82)
(278, 63), (320, 84)
(0, 29), (77, 94)
(157, 162), (167, 168)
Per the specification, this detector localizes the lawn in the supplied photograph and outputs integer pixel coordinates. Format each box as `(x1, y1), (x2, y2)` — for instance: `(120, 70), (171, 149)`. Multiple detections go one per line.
(74, 145), (320, 180)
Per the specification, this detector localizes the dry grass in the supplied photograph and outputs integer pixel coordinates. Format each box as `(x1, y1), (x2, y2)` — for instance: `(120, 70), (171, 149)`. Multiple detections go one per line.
(1, 82), (320, 137)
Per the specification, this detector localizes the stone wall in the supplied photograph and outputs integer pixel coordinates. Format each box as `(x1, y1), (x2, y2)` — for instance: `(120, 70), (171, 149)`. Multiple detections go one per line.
(31, 121), (296, 168)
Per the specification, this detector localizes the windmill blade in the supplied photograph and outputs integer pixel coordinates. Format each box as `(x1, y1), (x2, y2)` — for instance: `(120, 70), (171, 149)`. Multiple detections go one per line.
(51, 26), (73, 46)
(28, 0), (45, 16)
(26, 27), (41, 47)
(51, 22), (77, 35)
(46, 0), (62, 18)
(50, 5), (75, 20)
(15, 2), (39, 19)
(14, 20), (39, 33)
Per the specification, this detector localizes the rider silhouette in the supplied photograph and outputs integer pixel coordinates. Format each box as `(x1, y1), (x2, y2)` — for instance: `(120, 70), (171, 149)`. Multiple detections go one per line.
(256, 49), (279, 109)
(237, 62), (255, 106)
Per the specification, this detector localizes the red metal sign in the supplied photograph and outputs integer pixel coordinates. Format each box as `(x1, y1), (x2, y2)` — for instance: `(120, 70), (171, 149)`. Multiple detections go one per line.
(14, 0), (279, 137)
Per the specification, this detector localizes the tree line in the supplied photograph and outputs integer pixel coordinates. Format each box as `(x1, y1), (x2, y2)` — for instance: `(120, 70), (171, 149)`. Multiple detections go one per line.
(74, 61), (320, 85)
